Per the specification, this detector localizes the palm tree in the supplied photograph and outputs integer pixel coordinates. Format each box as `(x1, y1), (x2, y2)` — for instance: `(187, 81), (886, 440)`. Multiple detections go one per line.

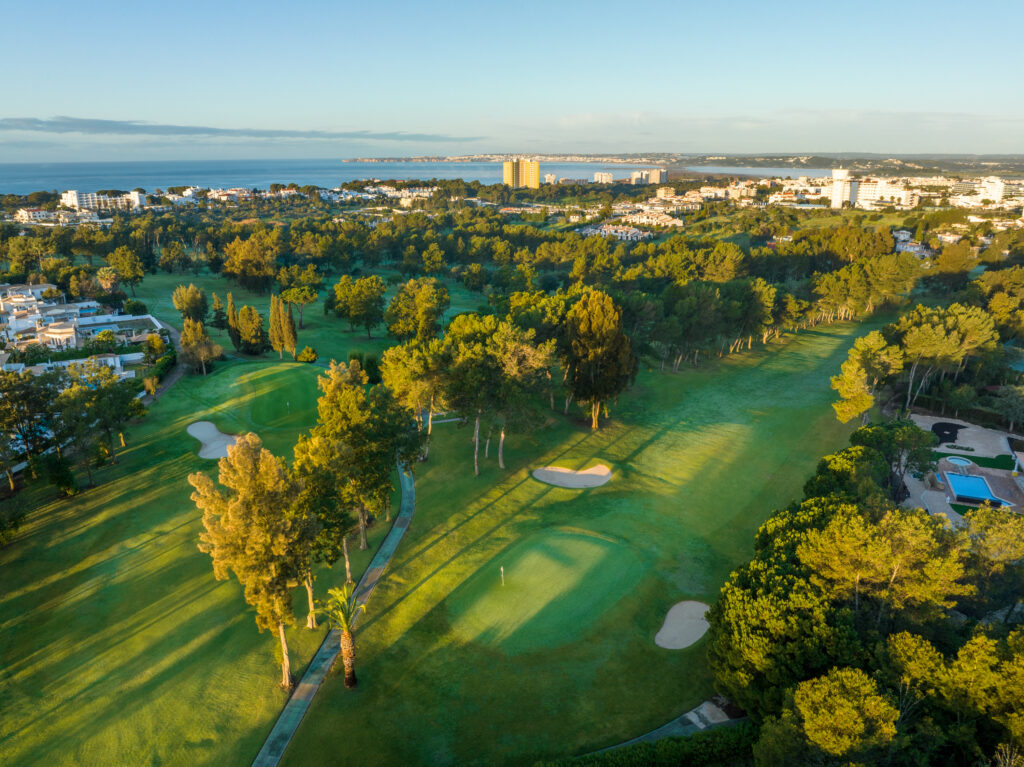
(317, 583), (365, 688)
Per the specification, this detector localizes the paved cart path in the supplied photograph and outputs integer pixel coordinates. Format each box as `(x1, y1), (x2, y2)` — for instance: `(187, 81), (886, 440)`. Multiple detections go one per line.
(251, 467), (416, 767)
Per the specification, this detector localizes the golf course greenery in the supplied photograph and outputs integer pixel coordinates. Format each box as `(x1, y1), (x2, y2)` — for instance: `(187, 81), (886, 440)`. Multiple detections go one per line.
(0, 313), (868, 761)
(279, 320), (866, 766)
(0, 300), (869, 766)
(132, 270), (485, 365)
(0, 361), (392, 767)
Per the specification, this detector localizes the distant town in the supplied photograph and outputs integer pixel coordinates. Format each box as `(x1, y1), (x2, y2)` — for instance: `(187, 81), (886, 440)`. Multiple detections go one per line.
(10, 160), (1024, 251)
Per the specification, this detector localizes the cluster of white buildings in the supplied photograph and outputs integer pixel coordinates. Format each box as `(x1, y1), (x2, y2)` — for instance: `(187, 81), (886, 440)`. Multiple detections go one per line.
(362, 185), (439, 208)
(0, 283), (162, 354)
(947, 176), (1024, 209)
(577, 223), (653, 241)
(828, 169), (921, 210)
(0, 350), (144, 381)
(588, 168), (669, 185)
(207, 188), (255, 202)
(14, 208), (110, 227)
(621, 210), (685, 228)
(825, 169), (1024, 212)
(679, 170), (1022, 215)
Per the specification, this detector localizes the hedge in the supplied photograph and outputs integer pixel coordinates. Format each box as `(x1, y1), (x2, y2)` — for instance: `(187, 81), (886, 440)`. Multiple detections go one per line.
(150, 349), (178, 382)
(534, 721), (756, 767)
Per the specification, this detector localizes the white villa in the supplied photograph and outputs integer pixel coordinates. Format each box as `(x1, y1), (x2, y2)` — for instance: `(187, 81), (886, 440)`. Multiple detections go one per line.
(0, 284), (161, 351)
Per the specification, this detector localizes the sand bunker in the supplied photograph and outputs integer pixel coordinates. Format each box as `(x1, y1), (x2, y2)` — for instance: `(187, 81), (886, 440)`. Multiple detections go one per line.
(187, 421), (238, 459)
(655, 601), (710, 649)
(532, 464), (612, 489)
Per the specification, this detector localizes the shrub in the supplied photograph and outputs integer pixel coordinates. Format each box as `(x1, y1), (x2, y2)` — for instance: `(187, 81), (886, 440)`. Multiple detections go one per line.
(123, 298), (148, 315)
(150, 349), (178, 382)
(363, 354), (381, 384)
(297, 346), (318, 363)
(42, 454), (77, 497)
(0, 495), (27, 546)
(533, 721), (756, 767)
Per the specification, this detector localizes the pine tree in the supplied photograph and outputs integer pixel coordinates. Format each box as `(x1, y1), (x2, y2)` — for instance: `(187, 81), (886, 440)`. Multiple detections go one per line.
(284, 303), (298, 359)
(562, 290), (638, 430)
(189, 434), (303, 689)
(269, 294), (285, 358)
(226, 292), (240, 350)
(210, 292), (227, 330)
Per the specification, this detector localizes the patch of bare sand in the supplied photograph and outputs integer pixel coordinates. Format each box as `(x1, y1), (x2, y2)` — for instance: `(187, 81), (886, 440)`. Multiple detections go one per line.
(187, 421), (238, 459)
(531, 464), (611, 489)
(655, 601), (710, 649)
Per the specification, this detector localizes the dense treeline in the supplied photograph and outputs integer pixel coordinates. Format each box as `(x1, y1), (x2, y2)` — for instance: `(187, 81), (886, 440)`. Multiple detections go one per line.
(831, 271), (1024, 429)
(0, 360), (147, 507)
(707, 419), (1024, 765)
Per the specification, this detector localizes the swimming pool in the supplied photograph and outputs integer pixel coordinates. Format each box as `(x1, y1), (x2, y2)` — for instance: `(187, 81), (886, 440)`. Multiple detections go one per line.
(947, 456), (972, 467)
(945, 473), (1011, 507)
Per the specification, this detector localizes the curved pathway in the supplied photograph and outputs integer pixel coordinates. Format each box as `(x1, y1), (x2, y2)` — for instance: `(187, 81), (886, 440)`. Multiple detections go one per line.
(251, 466), (416, 767)
(598, 696), (745, 753)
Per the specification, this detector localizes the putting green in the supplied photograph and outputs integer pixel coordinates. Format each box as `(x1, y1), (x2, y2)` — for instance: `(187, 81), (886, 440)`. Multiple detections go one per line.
(242, 364), (320, 430)
(447, 528), (644, 654)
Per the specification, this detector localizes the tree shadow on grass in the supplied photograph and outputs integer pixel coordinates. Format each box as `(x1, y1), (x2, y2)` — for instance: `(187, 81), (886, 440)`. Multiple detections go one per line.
(11, 605), (250, 767)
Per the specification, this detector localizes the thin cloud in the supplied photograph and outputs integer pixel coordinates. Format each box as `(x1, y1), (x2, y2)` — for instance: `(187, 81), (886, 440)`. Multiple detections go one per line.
(0, 116), (480, 143)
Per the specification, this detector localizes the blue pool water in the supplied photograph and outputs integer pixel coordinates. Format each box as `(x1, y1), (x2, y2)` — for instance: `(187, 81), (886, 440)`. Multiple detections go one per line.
(946, 473), (1011, 506)
(947, 456), (972, 467)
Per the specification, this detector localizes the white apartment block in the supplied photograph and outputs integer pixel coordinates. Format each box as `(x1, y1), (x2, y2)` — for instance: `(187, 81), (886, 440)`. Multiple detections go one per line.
(60, 189), (148, 210)
(593, 172), (614, 184)
(829, 169), (918, 210)
(630, 169), (668, 185)
(978, 176), (1006, 202)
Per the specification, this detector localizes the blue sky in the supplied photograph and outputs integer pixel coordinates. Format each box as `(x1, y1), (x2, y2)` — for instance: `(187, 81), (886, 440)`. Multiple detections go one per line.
(1, 0), (1022, 161)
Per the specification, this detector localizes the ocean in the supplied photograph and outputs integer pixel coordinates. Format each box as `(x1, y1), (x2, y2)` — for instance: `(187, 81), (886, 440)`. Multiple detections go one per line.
(684, 165), (835, 178)
(0, 159), (649, 195)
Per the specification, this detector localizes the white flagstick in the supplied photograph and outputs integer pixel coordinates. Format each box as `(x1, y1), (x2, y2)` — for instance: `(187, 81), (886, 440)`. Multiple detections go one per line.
(500, 566), (505, 586)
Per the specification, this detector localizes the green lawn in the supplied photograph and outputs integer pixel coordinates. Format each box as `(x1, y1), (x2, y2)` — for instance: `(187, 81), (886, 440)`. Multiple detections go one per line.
(0, 361), (394, 767)
(933, 451), (1017, 471)
(279, 321), (868, 767)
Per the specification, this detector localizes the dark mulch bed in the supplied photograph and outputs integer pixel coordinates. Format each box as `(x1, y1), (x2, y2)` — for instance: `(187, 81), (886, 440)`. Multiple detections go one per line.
(932, 422), (965, 445)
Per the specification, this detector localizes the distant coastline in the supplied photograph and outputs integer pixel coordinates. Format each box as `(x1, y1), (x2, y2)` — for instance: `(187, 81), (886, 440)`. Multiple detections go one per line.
(343, 155), (656, 164)
(0, 159), (650, 196)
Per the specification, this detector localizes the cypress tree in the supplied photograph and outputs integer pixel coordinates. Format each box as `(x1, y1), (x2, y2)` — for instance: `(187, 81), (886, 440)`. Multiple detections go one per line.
(237, 305), (269, 355)
(284, 303), (298, 359)
(226, 292), (241, 350)
(210, 292), (227, 330)
(269, 294), (285, 358)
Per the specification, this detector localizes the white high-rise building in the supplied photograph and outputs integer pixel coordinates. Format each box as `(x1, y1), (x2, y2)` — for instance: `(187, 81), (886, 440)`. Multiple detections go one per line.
(978, 176), (1006, 202)
(830, 169), (855, 208)
(593, 172), (613, 184)
(544, 173), (557, 185)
